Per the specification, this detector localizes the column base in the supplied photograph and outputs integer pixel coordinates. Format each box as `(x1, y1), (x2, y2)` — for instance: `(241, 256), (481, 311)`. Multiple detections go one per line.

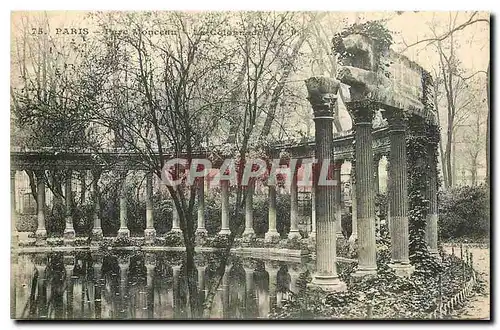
(242, 230), (255, 238)
(265, 230), (280, 243)
(35, 229), (47, 245)
(63, 228), (76, 241)
(388, 263), (415, 277)
(117, 228), (130, 237)
(308, 275), (347, 292)
(171, 227), (182, 234)
(218, 228), (231, 236)
(352, 267), (377, 278)
(144, 228), (156, 244)
(288, 230), (301, 240)
(195, 228), (207, 235)
(92, 228), (103, 240)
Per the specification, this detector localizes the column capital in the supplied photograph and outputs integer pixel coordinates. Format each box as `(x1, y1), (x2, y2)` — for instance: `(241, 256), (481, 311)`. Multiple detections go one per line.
(382, 107), (406, 131)
(305, 76), (340, 118)
(242, 259), (258, 271)
(346, 100), (378, 124)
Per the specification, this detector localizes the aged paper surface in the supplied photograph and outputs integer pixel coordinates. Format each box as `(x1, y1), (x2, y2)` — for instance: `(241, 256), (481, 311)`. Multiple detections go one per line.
(10, 11), (490, 320)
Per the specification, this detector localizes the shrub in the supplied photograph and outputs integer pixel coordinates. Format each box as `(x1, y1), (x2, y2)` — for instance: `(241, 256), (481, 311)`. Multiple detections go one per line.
(438, 184), (490, 240)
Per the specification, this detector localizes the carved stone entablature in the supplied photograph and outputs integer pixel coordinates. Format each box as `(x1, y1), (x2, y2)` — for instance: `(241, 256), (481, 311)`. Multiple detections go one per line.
(305, 76), (340, 118)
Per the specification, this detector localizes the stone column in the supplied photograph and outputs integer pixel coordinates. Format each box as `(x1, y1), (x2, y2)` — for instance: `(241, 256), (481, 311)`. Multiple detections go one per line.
(144, 172), (156, 243)
(92, 256), (103, 319)
(11, 170), (18, 245)
(64, 170), (76, 243)
(171, 208), (181, 233)
(265, 185), (280, 242)
(311, 187), (317, 237)
(334, 160), (343, 239)
(373, 155), (381, 194)
(427, 139), (439, 256)
(306, 76), (346, 291)
(196, 176), (207, 235)
(243, 180), (255, 238)
(349, 101), (377, 277)
(349, 162), (358, 242)
(91, 170), (103, 240)
(35, 170), (47, 243)
(117, 172), (130, 237)
(385, 109), (414, 277)
(288, 163), (301, 239)
(219, 180), (231, 235)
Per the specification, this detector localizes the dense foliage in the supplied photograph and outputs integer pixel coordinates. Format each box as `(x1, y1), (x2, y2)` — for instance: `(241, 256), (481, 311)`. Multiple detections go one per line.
(438, 184), (490, 240)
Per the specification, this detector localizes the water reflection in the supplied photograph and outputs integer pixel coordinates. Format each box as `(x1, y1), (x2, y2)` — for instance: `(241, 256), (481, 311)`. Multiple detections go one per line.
(12, 251), (308, 319)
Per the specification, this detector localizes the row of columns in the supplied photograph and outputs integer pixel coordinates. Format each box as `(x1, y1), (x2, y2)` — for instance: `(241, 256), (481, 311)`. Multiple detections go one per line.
(305, 77), (440, 287)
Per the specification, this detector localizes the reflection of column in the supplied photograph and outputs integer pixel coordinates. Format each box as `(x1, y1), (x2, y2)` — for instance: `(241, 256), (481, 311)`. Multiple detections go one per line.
(288, 269), (301, 294)
(219, 180), (231, 235)
(144, 172), (156, 243)
(385, 109), (413, 277)
(145, 254), (156, 319)
(426, 134), (439, 257)
(288, 164), (301, 239)
(117, 172), (130, 237)
(196, 176), (207, 235)
(243, 180), (256, 238)
(35, 170), (47, 242)
(334, 160), (343, 239)
(91, 170), (103, 240)
(118, 257), (130, 319)
(64, 170), (76, 243)
(11, 170), (18, 245)
(350, 102), (377, 277)
(172, 265), (181, 318)
(35, 255), (48, 318)
(243, 265), (255, 317)
(196, 266), (206, 299)
(349, 162), (358, 242)
(306, 77), (346, 291)
(222, 265), (231, 319)
(92, 256), (102, 319)
(64, 256), (74, 319)
(265, 262), (279, 309)
(265, 186), (280, 242)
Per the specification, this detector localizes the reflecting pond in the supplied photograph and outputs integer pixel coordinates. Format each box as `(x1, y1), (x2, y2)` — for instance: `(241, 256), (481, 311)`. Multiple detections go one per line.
(11, 250), (316, 320)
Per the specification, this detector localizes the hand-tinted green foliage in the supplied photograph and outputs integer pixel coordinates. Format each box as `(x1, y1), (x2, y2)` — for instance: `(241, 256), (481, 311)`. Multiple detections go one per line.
(439, 184), (490, 240)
